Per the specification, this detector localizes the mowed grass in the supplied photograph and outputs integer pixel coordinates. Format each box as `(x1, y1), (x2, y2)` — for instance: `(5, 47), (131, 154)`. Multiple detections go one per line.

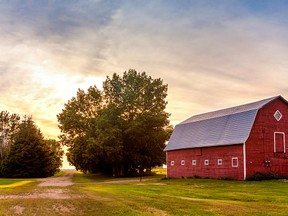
(76, 178), (288, 216)
(73, 168), (166, 183)
(0, 172), (287, 215)
(73, 170), (112, 183)
(0, 179), (34, 189)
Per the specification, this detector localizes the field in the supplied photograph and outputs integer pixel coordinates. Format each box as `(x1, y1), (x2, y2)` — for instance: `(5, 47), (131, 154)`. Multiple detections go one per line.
(0, 170), (287, 215)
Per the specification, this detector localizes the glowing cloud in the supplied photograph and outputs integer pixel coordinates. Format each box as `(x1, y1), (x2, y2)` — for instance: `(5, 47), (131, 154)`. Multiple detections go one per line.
(1, 0), (288, 137)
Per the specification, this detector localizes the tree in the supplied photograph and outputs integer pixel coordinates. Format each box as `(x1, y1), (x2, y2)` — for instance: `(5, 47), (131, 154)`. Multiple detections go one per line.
(103, 70), (172, 175)
(45, 139), (64, 174)
(1, 117), (63, 178)
(58, 69), (172, 176)
(0, 111), (21, 158)
(57, 86), (104, 173)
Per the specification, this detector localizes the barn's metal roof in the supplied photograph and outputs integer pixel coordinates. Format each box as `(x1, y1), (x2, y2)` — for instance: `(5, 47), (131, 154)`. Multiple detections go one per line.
(164, 96), (280, 151)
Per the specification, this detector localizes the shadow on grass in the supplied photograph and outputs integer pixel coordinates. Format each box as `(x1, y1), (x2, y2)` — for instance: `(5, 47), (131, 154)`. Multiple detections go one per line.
(72, 170), (166, 184)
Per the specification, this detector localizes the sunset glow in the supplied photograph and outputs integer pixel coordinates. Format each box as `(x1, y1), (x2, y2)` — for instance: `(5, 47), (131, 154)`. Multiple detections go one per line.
(1, 1), (288, 168)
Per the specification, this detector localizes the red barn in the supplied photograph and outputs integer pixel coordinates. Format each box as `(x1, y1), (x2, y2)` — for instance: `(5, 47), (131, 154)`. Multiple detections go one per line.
(164, 96), (288, 180)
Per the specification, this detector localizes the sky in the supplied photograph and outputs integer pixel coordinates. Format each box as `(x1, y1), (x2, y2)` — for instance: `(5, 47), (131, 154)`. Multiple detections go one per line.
(1, 0), (288, 168)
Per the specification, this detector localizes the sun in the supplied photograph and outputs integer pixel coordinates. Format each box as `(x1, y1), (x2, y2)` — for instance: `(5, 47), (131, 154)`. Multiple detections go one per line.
(25, 62), (104, 139)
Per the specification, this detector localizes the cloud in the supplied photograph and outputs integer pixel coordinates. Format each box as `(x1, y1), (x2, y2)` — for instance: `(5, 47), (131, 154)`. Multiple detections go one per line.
(1, 0), (288, 136)
(0, 0), (123, 79)
(0, 0), (120, 137)
(106, 1), (288, 127)
(107, 1), (284, 73)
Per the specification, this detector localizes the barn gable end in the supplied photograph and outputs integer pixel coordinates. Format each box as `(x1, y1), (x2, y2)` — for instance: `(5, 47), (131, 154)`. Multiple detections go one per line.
(245, 97), (288, 178)
(165, 96), (288, 180)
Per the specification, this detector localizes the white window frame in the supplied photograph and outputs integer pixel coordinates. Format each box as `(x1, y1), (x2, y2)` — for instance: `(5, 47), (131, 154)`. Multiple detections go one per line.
(218, 159), (222, 165)
(204, 160), (209, 166)
(274, 132), (286, 153)
(171, 161), (174, 166)
(274, 110), (282, 121)
(232, 157), (238, 167)
(192, 160), (196, 166)
(181, 160), (185, 166)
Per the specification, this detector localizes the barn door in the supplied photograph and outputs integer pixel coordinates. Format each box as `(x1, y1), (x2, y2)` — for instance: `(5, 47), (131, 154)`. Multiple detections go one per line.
(274, 132), (286, 153)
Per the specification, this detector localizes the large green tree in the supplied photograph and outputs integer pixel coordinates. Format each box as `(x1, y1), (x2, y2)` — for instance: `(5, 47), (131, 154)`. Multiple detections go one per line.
(1, 117), (63, 178)
(58, 69), (172, 176)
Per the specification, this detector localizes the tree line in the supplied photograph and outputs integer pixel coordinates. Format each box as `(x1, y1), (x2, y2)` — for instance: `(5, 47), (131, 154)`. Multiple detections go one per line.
(0, 112), (63, 178)
(58, 69), (172, 176)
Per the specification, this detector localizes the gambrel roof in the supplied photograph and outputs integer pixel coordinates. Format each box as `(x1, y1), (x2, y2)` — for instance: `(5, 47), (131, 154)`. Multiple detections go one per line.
(164, 96), (283, 151)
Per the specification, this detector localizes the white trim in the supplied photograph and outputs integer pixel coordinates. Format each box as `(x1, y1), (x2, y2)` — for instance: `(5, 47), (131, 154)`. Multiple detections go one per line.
(166, 152), (169, 178)
(181, 160), (185, 166)
(204, 159), (209, 166)
(218, 159), (222, 165)
(243, 143), (246, 180)
(232, 157), (238, 167)
(166, 152), (168, 178)
(192, 160), (196, 165)
(274, 132), (286, 153)
(274, 110), (282, 121)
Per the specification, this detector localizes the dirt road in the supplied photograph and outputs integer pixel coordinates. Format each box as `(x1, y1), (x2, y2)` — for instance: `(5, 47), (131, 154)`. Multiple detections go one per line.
(38, 170), (75, 187)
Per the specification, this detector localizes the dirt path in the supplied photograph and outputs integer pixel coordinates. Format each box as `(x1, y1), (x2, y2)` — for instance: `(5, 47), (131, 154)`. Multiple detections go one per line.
(2, 171), (79, 215)
(1, 171), (159, 201)
(38, 170), (75, 187)
(0, 170), (78, 202)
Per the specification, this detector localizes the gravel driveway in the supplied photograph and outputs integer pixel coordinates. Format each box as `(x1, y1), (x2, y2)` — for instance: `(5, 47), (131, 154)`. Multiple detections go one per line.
(38, 169), (75, 187)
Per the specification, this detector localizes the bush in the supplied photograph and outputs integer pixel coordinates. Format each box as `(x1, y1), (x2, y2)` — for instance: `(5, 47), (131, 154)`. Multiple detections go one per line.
(246, 172), (281, 181)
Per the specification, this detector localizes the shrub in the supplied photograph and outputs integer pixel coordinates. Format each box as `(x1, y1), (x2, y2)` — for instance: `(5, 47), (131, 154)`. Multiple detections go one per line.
(246, 172), (281, 181)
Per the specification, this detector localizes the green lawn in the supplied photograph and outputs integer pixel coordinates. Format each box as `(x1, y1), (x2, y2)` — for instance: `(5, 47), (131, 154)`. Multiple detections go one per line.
(76, 178), (288, 215)
(0, 179), (34, 189)
(0, 173), (287, 215)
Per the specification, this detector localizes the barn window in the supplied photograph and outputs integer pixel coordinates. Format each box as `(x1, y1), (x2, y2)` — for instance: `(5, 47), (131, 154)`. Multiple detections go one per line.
(204, 160), (209, 166)
(232, 157), (238, 167)
(192, 160), (196, 165)
(171, 161), (174, 166)
(274, 110), (282, 121)
(274, 132), (286, 153)
(218, 159), (222, 165)
(181, 160), (185, 166)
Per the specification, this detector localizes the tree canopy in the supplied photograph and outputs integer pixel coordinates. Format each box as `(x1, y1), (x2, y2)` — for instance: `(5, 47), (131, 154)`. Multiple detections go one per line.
(0, 115), (63, 178)
(58, 69), (172, 176)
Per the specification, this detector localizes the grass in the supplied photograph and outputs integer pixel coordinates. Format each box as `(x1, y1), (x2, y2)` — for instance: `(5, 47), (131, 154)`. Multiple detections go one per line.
(53, 170), (67, 177)
(0, 171), (287, 215)
(72, 168), (166, 183)
(151, 167), (167, 176)
(0, 179), (34, 188)
(77, 178), (288, 215)
(72, 171), (113, 183)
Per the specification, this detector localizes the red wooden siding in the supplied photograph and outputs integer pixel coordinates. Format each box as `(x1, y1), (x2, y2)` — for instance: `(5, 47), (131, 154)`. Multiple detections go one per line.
(166, 97), (288, 180)
(245, 98), (288, 177)
(167, 144), (244, 180)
